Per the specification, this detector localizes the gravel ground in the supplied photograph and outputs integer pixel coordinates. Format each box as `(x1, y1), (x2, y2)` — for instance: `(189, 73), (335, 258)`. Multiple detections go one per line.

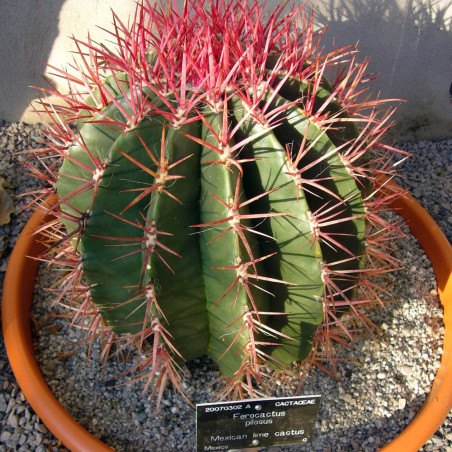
(0, 121), (451, 451)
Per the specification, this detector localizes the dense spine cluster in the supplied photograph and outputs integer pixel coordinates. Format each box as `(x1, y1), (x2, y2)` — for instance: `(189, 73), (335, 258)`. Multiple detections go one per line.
(26, 0), (407, 404)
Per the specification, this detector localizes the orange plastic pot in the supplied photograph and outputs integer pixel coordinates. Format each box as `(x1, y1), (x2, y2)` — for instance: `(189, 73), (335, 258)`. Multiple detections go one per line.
(1, 196), (113, 452)
(2, 182), (452, 452)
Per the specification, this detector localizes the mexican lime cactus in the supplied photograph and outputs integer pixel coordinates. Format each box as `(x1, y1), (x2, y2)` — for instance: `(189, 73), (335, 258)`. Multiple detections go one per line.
(26, 0), (407, 404)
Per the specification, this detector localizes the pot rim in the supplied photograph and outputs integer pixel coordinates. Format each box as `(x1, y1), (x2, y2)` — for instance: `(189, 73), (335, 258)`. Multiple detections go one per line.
(2, 182), (451, 452)
(376, 177), (452, 451)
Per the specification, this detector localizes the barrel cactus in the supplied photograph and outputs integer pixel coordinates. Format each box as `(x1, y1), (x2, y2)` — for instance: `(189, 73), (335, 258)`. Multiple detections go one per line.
(27, 0), (405, 404)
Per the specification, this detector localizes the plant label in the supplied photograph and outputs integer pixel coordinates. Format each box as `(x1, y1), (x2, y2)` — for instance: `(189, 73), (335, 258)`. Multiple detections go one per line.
(196, 395), (321, 451)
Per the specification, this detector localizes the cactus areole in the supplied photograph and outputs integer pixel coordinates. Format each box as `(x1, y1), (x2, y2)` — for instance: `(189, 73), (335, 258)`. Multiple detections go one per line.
(29, 0), (406, 404)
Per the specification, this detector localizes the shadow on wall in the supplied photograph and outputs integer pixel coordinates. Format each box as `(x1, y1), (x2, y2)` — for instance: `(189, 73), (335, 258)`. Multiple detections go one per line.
(0, 1), (64, 122)
(309, 0), (452, 141)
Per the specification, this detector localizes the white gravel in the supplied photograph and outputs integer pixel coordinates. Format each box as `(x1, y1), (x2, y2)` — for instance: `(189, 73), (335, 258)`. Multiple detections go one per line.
(1, 121), (451, 451)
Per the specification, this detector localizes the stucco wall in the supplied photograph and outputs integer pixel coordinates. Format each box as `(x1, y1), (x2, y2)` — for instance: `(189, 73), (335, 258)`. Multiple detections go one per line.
(1, 0), (450, 141)
(0, 0), (136, 123)
(308, 0), (452, 141)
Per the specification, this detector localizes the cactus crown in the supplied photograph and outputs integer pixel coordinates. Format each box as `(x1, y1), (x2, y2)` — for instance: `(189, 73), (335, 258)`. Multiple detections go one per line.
(27, 0), (406, 406)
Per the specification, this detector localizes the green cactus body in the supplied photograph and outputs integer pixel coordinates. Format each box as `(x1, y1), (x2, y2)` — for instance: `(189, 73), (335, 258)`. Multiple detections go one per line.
(55, 85), (362, 379)
(198, 109), (270, 378)
(57, 100), (123, 233)
(141, 124), (209, 360)
(230, 95), (324, 365)
(75, 73), (130, 130)
(33, 0), (403, 401)
(77, 117), (168, 331)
